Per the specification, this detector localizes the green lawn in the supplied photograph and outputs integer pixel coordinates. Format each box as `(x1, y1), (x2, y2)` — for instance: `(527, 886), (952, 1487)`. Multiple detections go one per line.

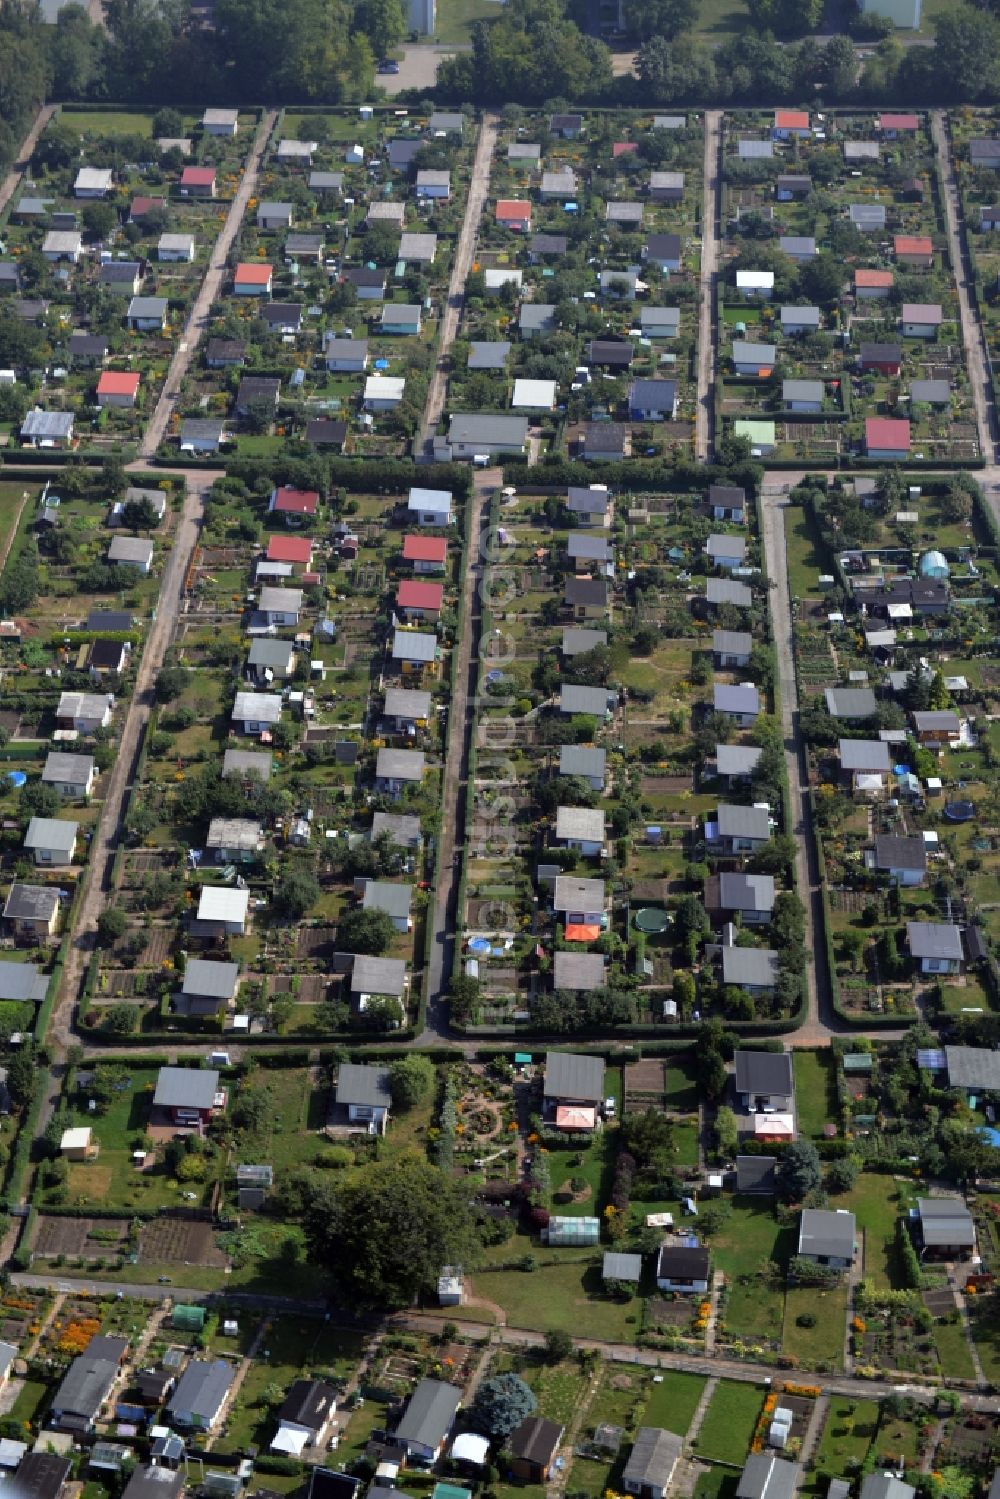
(692, 1379), (761, 1465)
(782, 1282), (848, 1372)
(784, 505), (826, 599)
(931, 1316), (976, 1381)
(665, 1063), (699, 1111)
(793, 1051), (838, 1138)
(518, 1356), (591, 1425)
(475, 1254), (639, 1340)
(0, 483), (36, 569)
(875, 1409), (925, 1469)
(712, 1199), (793, 1343)
(60, 110), (158, 134)
(693, 1472), (740, 1499)
(842, 1174), (912, 1290)
(693, 0), (748, 40)
(9, 1379), (48, 1426)
(968, 1296), (1000, 1384)
(644, 1370), (707, 1436)
(433, 0), (502, 42)
(812, 1398), (880, 1474)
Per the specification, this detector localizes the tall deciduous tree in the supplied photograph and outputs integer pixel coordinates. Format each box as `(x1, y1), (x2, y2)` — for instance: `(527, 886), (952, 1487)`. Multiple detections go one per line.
(302, 1157), (481, 1307)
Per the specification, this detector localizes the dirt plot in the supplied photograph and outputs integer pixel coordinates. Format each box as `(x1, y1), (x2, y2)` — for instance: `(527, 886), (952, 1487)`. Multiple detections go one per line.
(266, 974), (328, 1001)
(121, 850), (179, 881)
(923, 1287), (956, 1317)
(112, 926), (176, 966)
(625, 1058), (666, 1096)
(139, 1218), (228, 1267)
(647, 1298), (696, 1328)
(0, 713), (22, 738)
(35, 1216), (132, 1256)
(641, 776), (695, 795)
(297, 927), (339, 959)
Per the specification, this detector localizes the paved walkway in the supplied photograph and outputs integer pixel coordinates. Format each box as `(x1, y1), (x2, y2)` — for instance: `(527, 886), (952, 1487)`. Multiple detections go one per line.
(139, 109), (278, 459)
(418, 112), (498, 455)
(931, 111), (998, 465)
(421, 465), (500, 1042)
(705, 1270), (724, 1355)
(0, 104), (55, 220)
(695, 110), (721, 463)
(206, 1316), (268, 1449)
(758, 478), (834, 1041)
(800, 1393), (828, 1465)
(42, 472), (214, 1073)
(686, 1374), (718, 1443)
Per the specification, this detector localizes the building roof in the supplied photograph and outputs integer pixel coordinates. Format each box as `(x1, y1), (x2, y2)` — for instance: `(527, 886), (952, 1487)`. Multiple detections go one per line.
(108, 536), (153, 566)
(468, 341), (511, 369)
(716, 744), (762, 776)
(553, 950), (606, 992)
(738, 1455), (801, 1499)
(783, 380), (824, 403)
(895, 235), (933, 255)
(714, 629), (753, 657)
(233, 691), (283, 724)
(222, 749), (272, 781)
(917, 1197), (974, 1247)
(945, 1045), (1000, 1091)
(395, 1378), (462, 1450)
(707, 578), (752, 607)
(22, 409), (74, 439)
(706, 533), (747, 560)
(798, 1208), (856, 1258)
(867, 417), (911, 451)
(714, 683), (760, 715)
(384, 687), (433, 721)
(510, 1416), (563, 1467)
(907, 921), (963, 962)
(552, 875), (605, 911)
(860, 1478), (915, 1499)
(197, 887), (249, 925)
(123, 1469), (184, 1499)
(560, 683), (612, 716)
(562, 627), (607, 655)
(53, 1349), (121, 1420)
(447, 413), (528, 447)
(723, 948), (779, 989)
(839, 738), (890, 772)
(154, 1067), (219, 1112)
(350, 955), (407, 998)
(875, 834), (927, 873)
(403, 535), (448, 564)
(543, 1050), (605, 1102)
(736, 1155), (777, 1192)
(182, 960), (239, 1001)
(718, 873), (775, 914)
(234, 261), (273, 286)
(3, 884), (60, 923)
(14, 1455), (71, 1499)
(363, 881), (413, 919)
(555, 806), (605, 844)
(657, 1244), (710, 1279)
(734, 1050), (793, 1096)
(623, 1428), (682, 1490)
(559, 744), (606, 779)
(717, 804), (770, 842)
(335, 1063), (392, 1108)
(393, 629), (437, 663)
(0, 960), (48, 1002)
(376, 748), (425, 782)
(127, 297), (168, 320)
(167, 1359), (235, 1422)
(371, 812), (422, 848)
(278, 1379), (338, 1431)
(397, 580), (444, 611)
(825, 687), (877, 719)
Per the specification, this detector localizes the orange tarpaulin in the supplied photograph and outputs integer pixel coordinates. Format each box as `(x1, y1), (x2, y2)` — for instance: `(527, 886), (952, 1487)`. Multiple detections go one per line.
(564, 924), (601, 942)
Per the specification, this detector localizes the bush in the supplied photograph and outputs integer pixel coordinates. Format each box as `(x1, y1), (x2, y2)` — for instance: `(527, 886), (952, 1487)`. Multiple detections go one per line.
(796, 1310), (817, 1328)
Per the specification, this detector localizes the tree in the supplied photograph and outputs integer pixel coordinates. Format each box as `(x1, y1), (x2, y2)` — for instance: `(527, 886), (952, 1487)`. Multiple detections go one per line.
(232, 1085), (270, 1133)
(622, 1109), (675, 1168)
(96, 908), (128, 947)
(103, 1003), (139, 1035)
(388, 1054), (435, 1110)
(542, 1328), (573, 1363)
(931, 6), (1000, 100)
(81, 201), (116, 241)
(7, 1047), (36, 1108)
(355, 0), (405, 55)
(715, 1106), (738, 1159)
(746, 0), (821, 36)
(777, 1139), (822, 1202)
(155, 663), (189, 703)
(939, 473), (977, 524)
(274, 868), (320, 920)
(336, 907), (396, 955)
(470, 1372), (538, 1440)
(302, 1156), (482, 1308)
(826, 1157), (858, 1193)
(622, 0), (697, 39)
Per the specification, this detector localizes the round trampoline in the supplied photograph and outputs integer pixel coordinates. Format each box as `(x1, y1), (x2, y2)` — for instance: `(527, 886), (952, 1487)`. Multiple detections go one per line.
(5, 771), (25, 788)
(944, 800), (976, 822)
(634, 908), (668, 934)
